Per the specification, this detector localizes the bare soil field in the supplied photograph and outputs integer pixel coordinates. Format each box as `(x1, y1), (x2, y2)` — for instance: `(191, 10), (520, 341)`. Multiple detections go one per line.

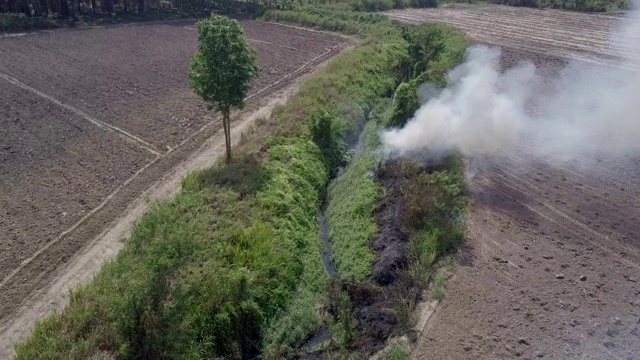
(387, 6), (640, 360)
(0, 20), (348, 356)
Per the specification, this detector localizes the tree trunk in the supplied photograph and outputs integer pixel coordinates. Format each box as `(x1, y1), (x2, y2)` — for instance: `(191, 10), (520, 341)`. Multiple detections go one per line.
(59, 0), (69, 17)
(137, 0), (142, 12)
(223, 111), (232, 164)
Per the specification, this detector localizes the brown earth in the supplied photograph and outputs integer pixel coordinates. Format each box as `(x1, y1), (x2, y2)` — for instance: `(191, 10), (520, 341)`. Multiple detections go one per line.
(0, 20), (349, 356)
(386, 6), (640, 360)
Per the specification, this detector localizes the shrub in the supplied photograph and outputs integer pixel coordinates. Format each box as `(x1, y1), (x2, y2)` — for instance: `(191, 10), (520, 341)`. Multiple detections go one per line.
(310, 110), (346, 176)
(387, 345), (410, 360)
(0, 13), (58, 32)
(388, 81), (420, 128)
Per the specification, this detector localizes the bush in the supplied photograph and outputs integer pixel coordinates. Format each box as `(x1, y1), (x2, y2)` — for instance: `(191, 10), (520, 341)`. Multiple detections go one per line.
(0, 13), (58, 32)
(388, 81), (420, 128)
(262, 7), (390, 35)
(387, 345), (410, 360)
(410, 0), (438, 7)
(398, 158), (466, 260)
(310, 110), (346, 176)
(491, 0), (618, 10)
(351, 0), (395, 11)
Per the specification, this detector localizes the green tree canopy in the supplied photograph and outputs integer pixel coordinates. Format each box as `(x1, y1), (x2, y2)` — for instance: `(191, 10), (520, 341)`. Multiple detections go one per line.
(188, 14), (259, 164)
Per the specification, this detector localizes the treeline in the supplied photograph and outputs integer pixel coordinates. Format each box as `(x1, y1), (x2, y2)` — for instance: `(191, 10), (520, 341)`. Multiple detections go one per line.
(0, 0), (438, 25)
(487, 0), (627, 12)
(0, 0), (285, 20)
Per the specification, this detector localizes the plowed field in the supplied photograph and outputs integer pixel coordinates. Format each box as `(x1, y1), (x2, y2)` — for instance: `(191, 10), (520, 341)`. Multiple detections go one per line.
(387, 6), (640, 359)
(0, 20), (348, 356)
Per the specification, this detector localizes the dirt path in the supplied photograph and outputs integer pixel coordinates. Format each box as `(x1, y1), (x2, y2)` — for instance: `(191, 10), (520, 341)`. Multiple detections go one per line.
(386, 6), (640, 359)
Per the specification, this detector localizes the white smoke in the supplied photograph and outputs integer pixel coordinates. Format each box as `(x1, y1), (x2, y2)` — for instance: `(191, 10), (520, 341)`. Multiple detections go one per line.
(382, 7), (640, 163)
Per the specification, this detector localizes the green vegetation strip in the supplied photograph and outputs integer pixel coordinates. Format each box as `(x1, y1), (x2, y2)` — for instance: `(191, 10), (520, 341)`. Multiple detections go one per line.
(325, 117), (383, 280)
(17, 6), (471, 357)
(323, 22), (468, 282)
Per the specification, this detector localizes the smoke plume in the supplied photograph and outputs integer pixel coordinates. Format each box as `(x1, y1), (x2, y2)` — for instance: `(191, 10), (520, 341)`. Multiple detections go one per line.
(382, 7), (640, 163)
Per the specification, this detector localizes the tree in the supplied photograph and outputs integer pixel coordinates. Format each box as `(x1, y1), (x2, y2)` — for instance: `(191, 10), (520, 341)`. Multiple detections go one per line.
(388, 81), (419, 128)
(402, 25), (445, 80)
(188, 14), (259, 164)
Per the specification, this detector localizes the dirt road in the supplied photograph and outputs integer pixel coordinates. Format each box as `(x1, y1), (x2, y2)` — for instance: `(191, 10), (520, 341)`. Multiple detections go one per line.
(386, 6), (640, 359)
(0, 21), (349, 357)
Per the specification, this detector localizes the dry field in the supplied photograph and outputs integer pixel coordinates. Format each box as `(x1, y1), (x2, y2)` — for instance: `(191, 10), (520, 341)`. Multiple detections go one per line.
(386, 6), (640, 359)
(0, 20), (348, 355)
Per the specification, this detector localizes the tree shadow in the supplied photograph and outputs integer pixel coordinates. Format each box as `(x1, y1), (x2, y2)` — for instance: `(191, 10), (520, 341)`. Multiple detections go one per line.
(188, 161), (268, 198)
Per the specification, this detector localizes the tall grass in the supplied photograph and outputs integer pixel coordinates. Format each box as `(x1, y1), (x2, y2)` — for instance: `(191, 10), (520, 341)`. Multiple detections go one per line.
(262, 6), (391, 35)
(325, 118), (384, 280)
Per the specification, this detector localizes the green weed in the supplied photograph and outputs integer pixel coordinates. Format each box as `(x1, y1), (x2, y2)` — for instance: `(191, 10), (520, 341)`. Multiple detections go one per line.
(387, 345), (410, 360)
(432, 274), (447, 300)
(325, 120), (384, 280)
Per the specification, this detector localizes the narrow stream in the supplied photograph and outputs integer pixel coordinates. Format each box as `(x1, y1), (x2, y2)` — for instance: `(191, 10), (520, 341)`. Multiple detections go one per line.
(317, 127), (365, 280)
(304, 125), (368, 352)
(317, 207), (338, 279)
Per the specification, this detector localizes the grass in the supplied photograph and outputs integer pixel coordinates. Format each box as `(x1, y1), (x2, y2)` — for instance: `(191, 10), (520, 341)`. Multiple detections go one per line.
(17, 150), (327, 359)
(432, 274), (447, 300)
(387, 345), (410, 360)
(262, 6), (391, 36)
(325, 118), (386, 280)
(321, 21), (468, 284)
